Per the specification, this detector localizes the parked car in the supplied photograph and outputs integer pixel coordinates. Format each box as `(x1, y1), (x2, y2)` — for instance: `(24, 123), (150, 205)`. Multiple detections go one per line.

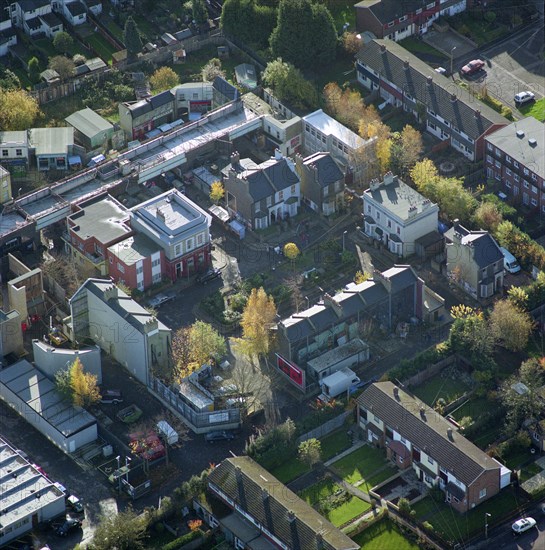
(434, 67), (447, 75)
(205, 430), (236, 443)
(196, 267), (221, 284)
(100, 389), (123, 405)
(514, 91), (535, 105)
(512, 517), (536, 535)
(461, 59), (485, 76)
(56, 516), (82, 536)
(148, 293), (175, 308)
(67, 494), (84, 513)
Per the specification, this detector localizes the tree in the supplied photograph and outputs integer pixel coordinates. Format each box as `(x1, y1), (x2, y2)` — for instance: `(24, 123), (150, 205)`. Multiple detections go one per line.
(28, 57), (41, 84)
(0, 89), (40, 130)
(283, 242), (300, 260)
(201, 58), (225, 81)
(298, 438), (321, 468)
(55, 367), (72, 400)
(171, 327), (199, 381)
(262, 58), (318, 110)
(53, 31), (74, 54)
(410, 158), (439, 191)
(189, 321), (227, 366)
(149, 67), (179, 92)
(220, 0), (276, 49)
(284, 273), (304, 312)
(341, 32), (362, 56)
(73, 53), (86, 66)
(192, 0), (208, 24)
(472, 201), (503, 232)
(239, 287), (277, 361)
(449, 308), (494, 358)
(49, 55), (75, 80)
(89, 506), (147, 550)
(270, 0), (337, 70)
(500, 358), (545, 435)
(70, 357), (101, 407)
(0, 68), (21, 91)
(507, 286), (529, 311)
(209, 180), (225, 203)
(389, 125), (422, 177)
(490, 299), (533, 352)
(354, 270), (371, 284)
(124, 16), (143, 60)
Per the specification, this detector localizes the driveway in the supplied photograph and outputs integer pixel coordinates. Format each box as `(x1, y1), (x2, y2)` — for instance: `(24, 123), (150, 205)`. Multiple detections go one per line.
(457, 21), (545, 111)
(423, 28), (476, 61)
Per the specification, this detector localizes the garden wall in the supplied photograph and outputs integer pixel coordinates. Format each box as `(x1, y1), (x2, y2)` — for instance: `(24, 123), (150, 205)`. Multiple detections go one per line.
(385, 504), (445, 550)
(296, 411), (351, 445)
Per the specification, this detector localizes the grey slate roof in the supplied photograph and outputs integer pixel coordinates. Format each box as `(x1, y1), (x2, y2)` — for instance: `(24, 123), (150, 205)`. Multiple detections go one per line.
(65, 107), (114, 139)
(213, 76), (239, 102)
(208, 457), (359, 550)
(444, 224), (503, 268)
(356, 40), (508, 140)
(66, 1), (86, 16)
(485, 117), (545, 179)
(40, 12), (62, 27)
(128, 90), (174, 118)
(358, 382), (502, 487)
(302, 152), (344, 188)
(17, 0), (50, 11)
(25, 16), (42, 30)
(355, 0), (428, 25)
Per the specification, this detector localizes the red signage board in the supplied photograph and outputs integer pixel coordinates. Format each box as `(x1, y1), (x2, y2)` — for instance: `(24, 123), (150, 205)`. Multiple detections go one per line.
(275, 354), (305, 391)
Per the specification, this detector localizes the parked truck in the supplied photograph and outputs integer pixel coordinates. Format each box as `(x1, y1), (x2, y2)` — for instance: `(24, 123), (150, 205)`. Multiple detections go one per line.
(156, 421), (179, 445)
(319, 368), (360, 402)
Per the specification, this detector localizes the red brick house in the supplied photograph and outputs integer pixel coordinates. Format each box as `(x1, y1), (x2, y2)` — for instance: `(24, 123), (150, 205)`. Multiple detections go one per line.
(357, 382), (511, 512)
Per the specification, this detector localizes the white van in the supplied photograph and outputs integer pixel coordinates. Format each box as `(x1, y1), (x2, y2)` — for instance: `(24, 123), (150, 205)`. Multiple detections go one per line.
(500, 247), (521, 274)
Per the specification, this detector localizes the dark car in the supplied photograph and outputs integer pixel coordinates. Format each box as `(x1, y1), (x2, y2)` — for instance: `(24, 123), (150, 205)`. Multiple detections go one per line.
(205, 430), (236, 443)
(148, 293), (175, 308)
(100, 389), (123, 405)
(56, 516), (82, 536)
(196, 268), (221, 285)
(461, 59), (485, 76)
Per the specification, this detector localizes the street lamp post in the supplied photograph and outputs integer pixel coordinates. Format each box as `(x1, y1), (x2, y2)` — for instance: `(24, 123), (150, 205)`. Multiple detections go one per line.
(115, 455), (121, 493)
(485, 513), (491, 539)
(450, 46), (457, 78)
(305, 296), (310, 309)
(342, 230), (348, 252)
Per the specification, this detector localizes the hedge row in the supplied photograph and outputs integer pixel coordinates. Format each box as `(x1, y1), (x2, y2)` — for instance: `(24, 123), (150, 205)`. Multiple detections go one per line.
(478, 94), (514, 120)
(387, 342), (452, 382)
(162, 529), (203, 550)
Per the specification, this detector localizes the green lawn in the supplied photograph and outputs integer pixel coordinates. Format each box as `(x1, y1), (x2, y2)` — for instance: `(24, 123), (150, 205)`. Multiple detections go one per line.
(327, 496), (371, 527)
(449, 397), (491, 421)
(132, 14), (157, 42)
(501, 446), (534, 470)
(320, 429), (352, 461)
(299, 478), (371, 527)
(328, 0), (356, 32)
(331, 445), (391, 486)
(447, 13), (509, 46)
(85, 34), (120, 64)
(411, 376), (470, 407)
(399, 37), (447, 59)
(104, 19), (125, 43)
(413, 488), (524, 543)
(519, 97), (545, 122)
(270, 459), (309, 484)
(351, 518), (420, 550)
(519, 462), (543, 483)
(12, 67), (33, 90)
(174, 45), (242, 84)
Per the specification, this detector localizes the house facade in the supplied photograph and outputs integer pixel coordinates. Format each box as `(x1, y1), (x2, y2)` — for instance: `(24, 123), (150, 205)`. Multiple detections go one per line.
(197, 457), (359, 550)
(29, 127), (74, 171)
(119, 90), (175, 139)
(355, 0), (466, 41)
(223, 150), (301, 230)
(127, 189), (212, 282)
(0, 131), (29, 169)
(62, 0), (87, 25)
(63, 193), (132, 278)
(39, 11), (62, 37)
(302, 109), (373, 183)
(356, 39), (509, 161)
(295, 151), (345, 216)
(363, 172), (439, 257)
(0, 165), (12, 204)
(445, 220), (504, 299)
(484, 117), (545, 215)
(69, 279), (171, 385)
(357, 382), (510, 512)
(0, 6), (17, 56)
(10, 0), (52, 35)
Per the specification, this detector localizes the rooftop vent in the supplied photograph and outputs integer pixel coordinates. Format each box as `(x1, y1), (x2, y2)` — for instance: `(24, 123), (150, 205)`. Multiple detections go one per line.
(529, 138), (537, 147)
(516, 130), (525, 139)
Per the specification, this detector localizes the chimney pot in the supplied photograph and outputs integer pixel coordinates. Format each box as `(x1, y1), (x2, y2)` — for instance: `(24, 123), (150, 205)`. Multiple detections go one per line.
(427, 76), (433, 86)
(404, 60), (409, 69)
(474, 109), (481, 118)
(380, 44), (386, 53)
(450, 93), (457, 102)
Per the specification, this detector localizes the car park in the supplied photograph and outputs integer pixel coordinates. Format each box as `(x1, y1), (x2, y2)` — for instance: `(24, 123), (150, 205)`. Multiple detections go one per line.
(148, 293), (175, 308)
(461, 59), (485, 76)
(100, 389), (123, 404)
(205, 430), (236, 443)
(196, 267), (221, 284)
(56, 516), (82, 536)
(512, 517), (536, 535)
(514, 91), (535, 105)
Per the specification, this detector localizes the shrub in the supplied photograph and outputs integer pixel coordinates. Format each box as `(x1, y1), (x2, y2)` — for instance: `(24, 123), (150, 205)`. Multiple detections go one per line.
(422, 521), (434, 532)
(162, 529), (202, 550)
(387, 341), (452, 382)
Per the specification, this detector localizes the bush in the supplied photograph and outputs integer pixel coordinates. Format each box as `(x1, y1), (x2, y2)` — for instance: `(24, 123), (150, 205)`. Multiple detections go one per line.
(162, 529), (202, 550)
(387, 342), (452, 382)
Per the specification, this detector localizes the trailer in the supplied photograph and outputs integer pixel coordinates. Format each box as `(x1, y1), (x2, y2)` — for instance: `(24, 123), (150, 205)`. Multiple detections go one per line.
(156, 420), (179, 445)
(319, 368), (360, 402)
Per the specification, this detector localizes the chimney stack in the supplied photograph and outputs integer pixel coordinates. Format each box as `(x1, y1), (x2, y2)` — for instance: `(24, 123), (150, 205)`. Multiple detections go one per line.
(380, 43), (387, 54)
(474, 109), (481, 119)
(156, 207), (166, 223)
(288, 510), (296, 523)
(447, 427), (453, 441)
(383, 171), (394, 186)
(453, 218), (460, 230)
(450, 93), (457, 103)
(230, 151), (240, 165)
(419, 406), (426, 420)
(404, 60), (410, 70)
(393, 387), (400, 400)
(427, 76), (433, 87)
